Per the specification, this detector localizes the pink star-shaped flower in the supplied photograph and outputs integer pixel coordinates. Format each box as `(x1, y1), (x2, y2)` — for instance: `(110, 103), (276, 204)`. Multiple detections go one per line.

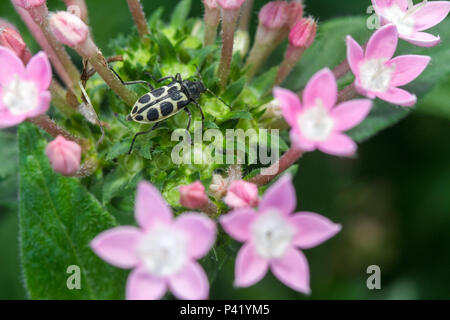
(372, 0), (450, 47)
(220, 174), (341, 294)
(274, 68), (372, 157)
(91, 181), (216, 300)
(347, 24), (431, 107)
(0, 46), (51, 128)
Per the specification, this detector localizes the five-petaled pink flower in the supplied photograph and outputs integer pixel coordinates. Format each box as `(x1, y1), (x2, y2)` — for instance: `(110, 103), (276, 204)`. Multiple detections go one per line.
(347, 24), (431, 107)
(91, 181), (216, 300)
(0, 46), (51, 128)
(220, 174), (341, 294)
(372, 0), (450, 47)
(274, 68), (372, 157)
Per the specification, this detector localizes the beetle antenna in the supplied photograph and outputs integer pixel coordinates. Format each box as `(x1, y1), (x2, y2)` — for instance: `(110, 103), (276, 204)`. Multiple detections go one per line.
(194, 64), (232, 110)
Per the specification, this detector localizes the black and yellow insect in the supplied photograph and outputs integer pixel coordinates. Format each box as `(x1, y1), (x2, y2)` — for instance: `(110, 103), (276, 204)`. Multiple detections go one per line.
(110, 67), (229, 154)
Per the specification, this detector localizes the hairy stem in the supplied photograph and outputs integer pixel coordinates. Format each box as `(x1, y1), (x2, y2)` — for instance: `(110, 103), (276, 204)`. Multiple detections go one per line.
(218, 9), (239, 88)
(337, 83), (359, 103)
(64, 0), (89, 23)
(126, 0), (150, 42)
(249, 147), (303, 186)
(238, 0), (253, 32)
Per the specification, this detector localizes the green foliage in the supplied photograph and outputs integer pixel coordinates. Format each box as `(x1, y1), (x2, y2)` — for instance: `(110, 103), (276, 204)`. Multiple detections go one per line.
(18, 124), (127, 299)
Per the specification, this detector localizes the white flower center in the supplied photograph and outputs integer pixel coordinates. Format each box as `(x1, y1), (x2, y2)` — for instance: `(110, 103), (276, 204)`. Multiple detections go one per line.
(297, 102), (334, 141)
(2, 75), (39, 116)
(251, 210), (295, 259)
(359, 59), (395, 93)
(382, 5), (415, 36)
(137, 224), (187, 277)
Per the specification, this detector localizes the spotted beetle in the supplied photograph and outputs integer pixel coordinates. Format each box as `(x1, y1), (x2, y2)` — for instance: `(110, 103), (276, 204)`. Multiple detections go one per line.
(109, 67), (230, 154)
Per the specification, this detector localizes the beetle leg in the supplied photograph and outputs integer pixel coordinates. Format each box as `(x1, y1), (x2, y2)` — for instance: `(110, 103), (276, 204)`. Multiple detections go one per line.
(128, 122), (160, 155)
(184, 108), (193, 145)
(191, 99), (205, 132)
(109, 66), (154, 90)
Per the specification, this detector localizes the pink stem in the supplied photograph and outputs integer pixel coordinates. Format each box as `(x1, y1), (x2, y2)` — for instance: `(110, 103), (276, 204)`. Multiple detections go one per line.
(126, 0), (150, 41)
(337, 83), (359, 103)
(218, 8), (239, 88)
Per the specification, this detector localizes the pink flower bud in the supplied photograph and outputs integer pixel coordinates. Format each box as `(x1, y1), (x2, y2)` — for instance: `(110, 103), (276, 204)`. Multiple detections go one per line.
(224, 180), (259, 208)
(11, 0), (46, 9)
(209, 174), (228, 199)
(45, 135), (81, 176)
(286, 1), (303, 28)
(0, 27), (32, 63)
(288, 17), (317, 48)
(216, 0), (246, 10)
(49, 11), (89, 47)
(203, 0), (218, 9)
(179, 181), (209, 209)
(258, 1), (290, 29)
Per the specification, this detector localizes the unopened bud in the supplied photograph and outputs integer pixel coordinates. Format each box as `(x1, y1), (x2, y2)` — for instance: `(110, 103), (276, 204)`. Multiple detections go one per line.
(49, 11), (89, 47)
(45, 135), (82, 176)
(11, 0), (46, 9)
(288, 17), (316, 48)
(224, 180), (259, 208)
(216, 0), (246, 10)
(258, 1), (290, 30)
(0, 27), (32, 63)
(179, 181), (209, 209)
(286, 1), (303, 28)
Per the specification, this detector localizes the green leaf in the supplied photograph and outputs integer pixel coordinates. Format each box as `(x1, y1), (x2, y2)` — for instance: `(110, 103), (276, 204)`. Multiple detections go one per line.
(227, 110), (253, 120)
(170, 0), (191, 28)
(18, 123), (127, 299)
(250, 67), (278, 98)
(222, 78), (246, 104)
(149, 32), (176, 63)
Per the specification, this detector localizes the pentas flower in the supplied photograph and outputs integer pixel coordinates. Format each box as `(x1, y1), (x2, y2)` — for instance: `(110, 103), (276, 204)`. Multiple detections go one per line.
(347, 24), (431, 107)
(274, 68), (373, 157)
(224, 180), (259, 209)
(220, 174), (341, 293)
(372, 0), (450, 47)
(45, 135), (81, 176)
(179, 181), (209, 209)
(91, 181), (216, 300)
(0, 47), (51, 128)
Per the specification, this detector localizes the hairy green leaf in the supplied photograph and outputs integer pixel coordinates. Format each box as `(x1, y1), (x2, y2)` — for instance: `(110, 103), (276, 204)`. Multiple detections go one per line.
(18, 123), (127, 299)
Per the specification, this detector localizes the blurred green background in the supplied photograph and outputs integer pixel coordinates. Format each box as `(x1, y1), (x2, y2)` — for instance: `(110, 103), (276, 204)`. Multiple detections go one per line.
(1, 0), (449, 299)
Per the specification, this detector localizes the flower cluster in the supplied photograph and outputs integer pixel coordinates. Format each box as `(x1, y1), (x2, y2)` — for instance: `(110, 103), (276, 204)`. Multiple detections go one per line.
(1, 0), (448, 300)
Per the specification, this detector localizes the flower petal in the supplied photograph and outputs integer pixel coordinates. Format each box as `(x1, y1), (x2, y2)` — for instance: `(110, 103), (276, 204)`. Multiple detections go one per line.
(289, 212), (341, 249)
(0, 46), (25, 86)
(388, 55), (430, 87)
(259, 174), (296, 216)
(234, 242), (269, 287)
(317, 133), (357, 157)
(273, 87), (302, 127)
(91, 226), (143, 269)
(303, 68), (337, 110)
(270, 247), (310, 294)
(25, 91), (51, 118)
(0, 109), (25, 128)
(376, 87), (417, 106)
(126, 266), (167, 300)
(220, 208), (257, 242)
(400, 31), (441, 47)
(290, 130), (316, 152)
(411, 1), (450, 32)
(372, 0), (409, 12)
(330, 99), (373, 132)
(174, 213), (216, 259)
(135, 181), (173, 230)
(169, 261), (209, 300)
(346, 35), (364, 77)
(26, 51), (52, 91)
(365, 24), (398, 60)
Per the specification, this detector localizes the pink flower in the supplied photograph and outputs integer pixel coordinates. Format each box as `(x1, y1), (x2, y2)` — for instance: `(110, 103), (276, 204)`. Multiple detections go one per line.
(11, 0), (46, 9)
(220, 174), (341, 293)
(216, 0), (246, 10)
(0, 27), (32, 63)
(45, 135), (81, 176)
(372, 0), (450, 47)
(288, 17), (317, 49)
(49, 11), (89, 47)
(224, 180), (259, 209)
(179, 181), (209, 209)
(91, 181), (216, 300)
(347, 24), (431, 107)
(274, 69), (373, 157)
(0, 47), (51, 128)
